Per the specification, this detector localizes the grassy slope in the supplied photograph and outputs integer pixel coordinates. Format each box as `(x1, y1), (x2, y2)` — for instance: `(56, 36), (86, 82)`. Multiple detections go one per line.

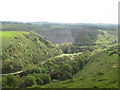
(95, 30), (117, 45)
(40, 46), (118, 88)
(2, 31), (62, 73)
(1, 31), (28, 50)
(74, 30), (117, 46)
(61, 30), (117, 55)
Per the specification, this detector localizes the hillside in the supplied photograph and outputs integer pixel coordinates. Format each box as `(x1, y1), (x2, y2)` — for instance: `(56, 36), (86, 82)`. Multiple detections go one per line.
(60, 30), (117, 54)
(1, 22), (118, 88)
(0, 31), (28, 50)
(2, 31), (62, 74)
(2, 22), (118, 44)
(39, 46), (118, 88)
(74, 30), (117, 46)
(2, 44), (118, 88)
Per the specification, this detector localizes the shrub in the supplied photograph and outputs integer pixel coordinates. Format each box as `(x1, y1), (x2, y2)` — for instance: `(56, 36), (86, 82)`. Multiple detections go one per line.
(59, 62), (72, 73)
(2, 77), (8, 88)
(40, 67), (47, 73)
(97, 72), (104, 75)
(24, 75), (36, 87)
(61, 71), (73, 80)
(28, 84), (42, 88)
(25, 67), (41, 75)
(2, 59), (23, 73)
(36, 78), (43, 85)
(3, 74), (19, 88)
(32, 73), (44, 85)
(69, 60), (79, 74)
(39, 74), (51, 84)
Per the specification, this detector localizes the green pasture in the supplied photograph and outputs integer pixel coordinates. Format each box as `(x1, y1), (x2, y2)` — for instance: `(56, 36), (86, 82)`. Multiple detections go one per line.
(0, 31), (28, 50)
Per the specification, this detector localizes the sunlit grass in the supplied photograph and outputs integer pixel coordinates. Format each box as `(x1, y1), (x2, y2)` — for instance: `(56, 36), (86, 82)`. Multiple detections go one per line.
(0, 31), (28, 49)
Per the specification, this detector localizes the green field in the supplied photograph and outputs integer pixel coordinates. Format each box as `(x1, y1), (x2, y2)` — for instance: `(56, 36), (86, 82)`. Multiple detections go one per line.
(0, 31), (28, 49)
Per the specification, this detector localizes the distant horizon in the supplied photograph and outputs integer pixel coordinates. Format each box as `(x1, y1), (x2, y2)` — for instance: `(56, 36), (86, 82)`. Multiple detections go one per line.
(1, 20), (118, 25)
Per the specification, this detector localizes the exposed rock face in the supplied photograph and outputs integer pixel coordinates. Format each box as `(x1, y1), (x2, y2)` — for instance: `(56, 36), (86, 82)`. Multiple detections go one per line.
(39, 29), (74, 44)
(38, 28), (88, 44)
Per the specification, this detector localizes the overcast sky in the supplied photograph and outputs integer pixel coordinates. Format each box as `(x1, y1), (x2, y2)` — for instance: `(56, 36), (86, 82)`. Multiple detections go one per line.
(0, 0), (119, 24)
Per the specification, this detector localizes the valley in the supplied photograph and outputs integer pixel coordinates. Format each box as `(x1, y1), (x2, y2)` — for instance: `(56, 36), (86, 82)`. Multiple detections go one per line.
(1, 22), (118, 88)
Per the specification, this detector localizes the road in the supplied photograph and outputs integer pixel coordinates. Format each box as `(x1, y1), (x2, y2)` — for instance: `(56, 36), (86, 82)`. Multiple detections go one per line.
(41, 53), (71, 64)
(2, 71), (24, 76)
(2, 53), (73, 76)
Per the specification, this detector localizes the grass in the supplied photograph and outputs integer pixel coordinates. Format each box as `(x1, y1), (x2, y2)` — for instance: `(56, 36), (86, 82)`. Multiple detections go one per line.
(0, 31), (28, 50)
(39, 46), (118, 88)
(95, 30), (116, 45)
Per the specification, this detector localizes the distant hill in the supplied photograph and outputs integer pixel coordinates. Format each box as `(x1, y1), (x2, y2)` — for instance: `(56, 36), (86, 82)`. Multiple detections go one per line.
(60, 30), (117, 54)
(1, 22), (118, 44)
(74, 30), (117, 46)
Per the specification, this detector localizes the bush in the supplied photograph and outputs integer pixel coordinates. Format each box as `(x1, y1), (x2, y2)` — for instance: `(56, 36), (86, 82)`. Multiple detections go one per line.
(2, 77), (8, 88)
(3, 74), (19, 88)
(24, 67), (41, 75)
(36, 78), (43, 85)
(97, 72), (104, 75)
(40, 67), (47, 73)
(28, 84), (42, 88)
(32, 73), (51, 85)
(61, 71), (73, 80)
(2, 59), (23, 73)
(59, 62), (72, 73)
(69, 60), (79, 74)
(39, 74), (51, 84)
(24, 75), (36, 87)
(32, 73), (43, 85)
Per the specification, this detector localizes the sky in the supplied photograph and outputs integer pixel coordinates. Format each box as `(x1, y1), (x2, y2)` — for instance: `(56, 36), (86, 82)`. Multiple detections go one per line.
(0, 0), (119, 24)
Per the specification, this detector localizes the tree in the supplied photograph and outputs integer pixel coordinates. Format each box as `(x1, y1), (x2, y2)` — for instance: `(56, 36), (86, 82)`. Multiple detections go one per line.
(40, 67), (47, 73)
(28, 84), (42, 88)
(69, 60), (79, 74)
(2, 77), (8, 88)
(2, 59), (23, 73)
(59, 62), (72, 73)
(61, 71), (73, 80)
(39, 74), (51, 84)
(26, 67), (41, 74)
(24, 75), (36, 87)
(32, 73), (43, 85)
(36, 78), (43, 85)
(50, 62), (73, 80)
(4, 74), (19, 88)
